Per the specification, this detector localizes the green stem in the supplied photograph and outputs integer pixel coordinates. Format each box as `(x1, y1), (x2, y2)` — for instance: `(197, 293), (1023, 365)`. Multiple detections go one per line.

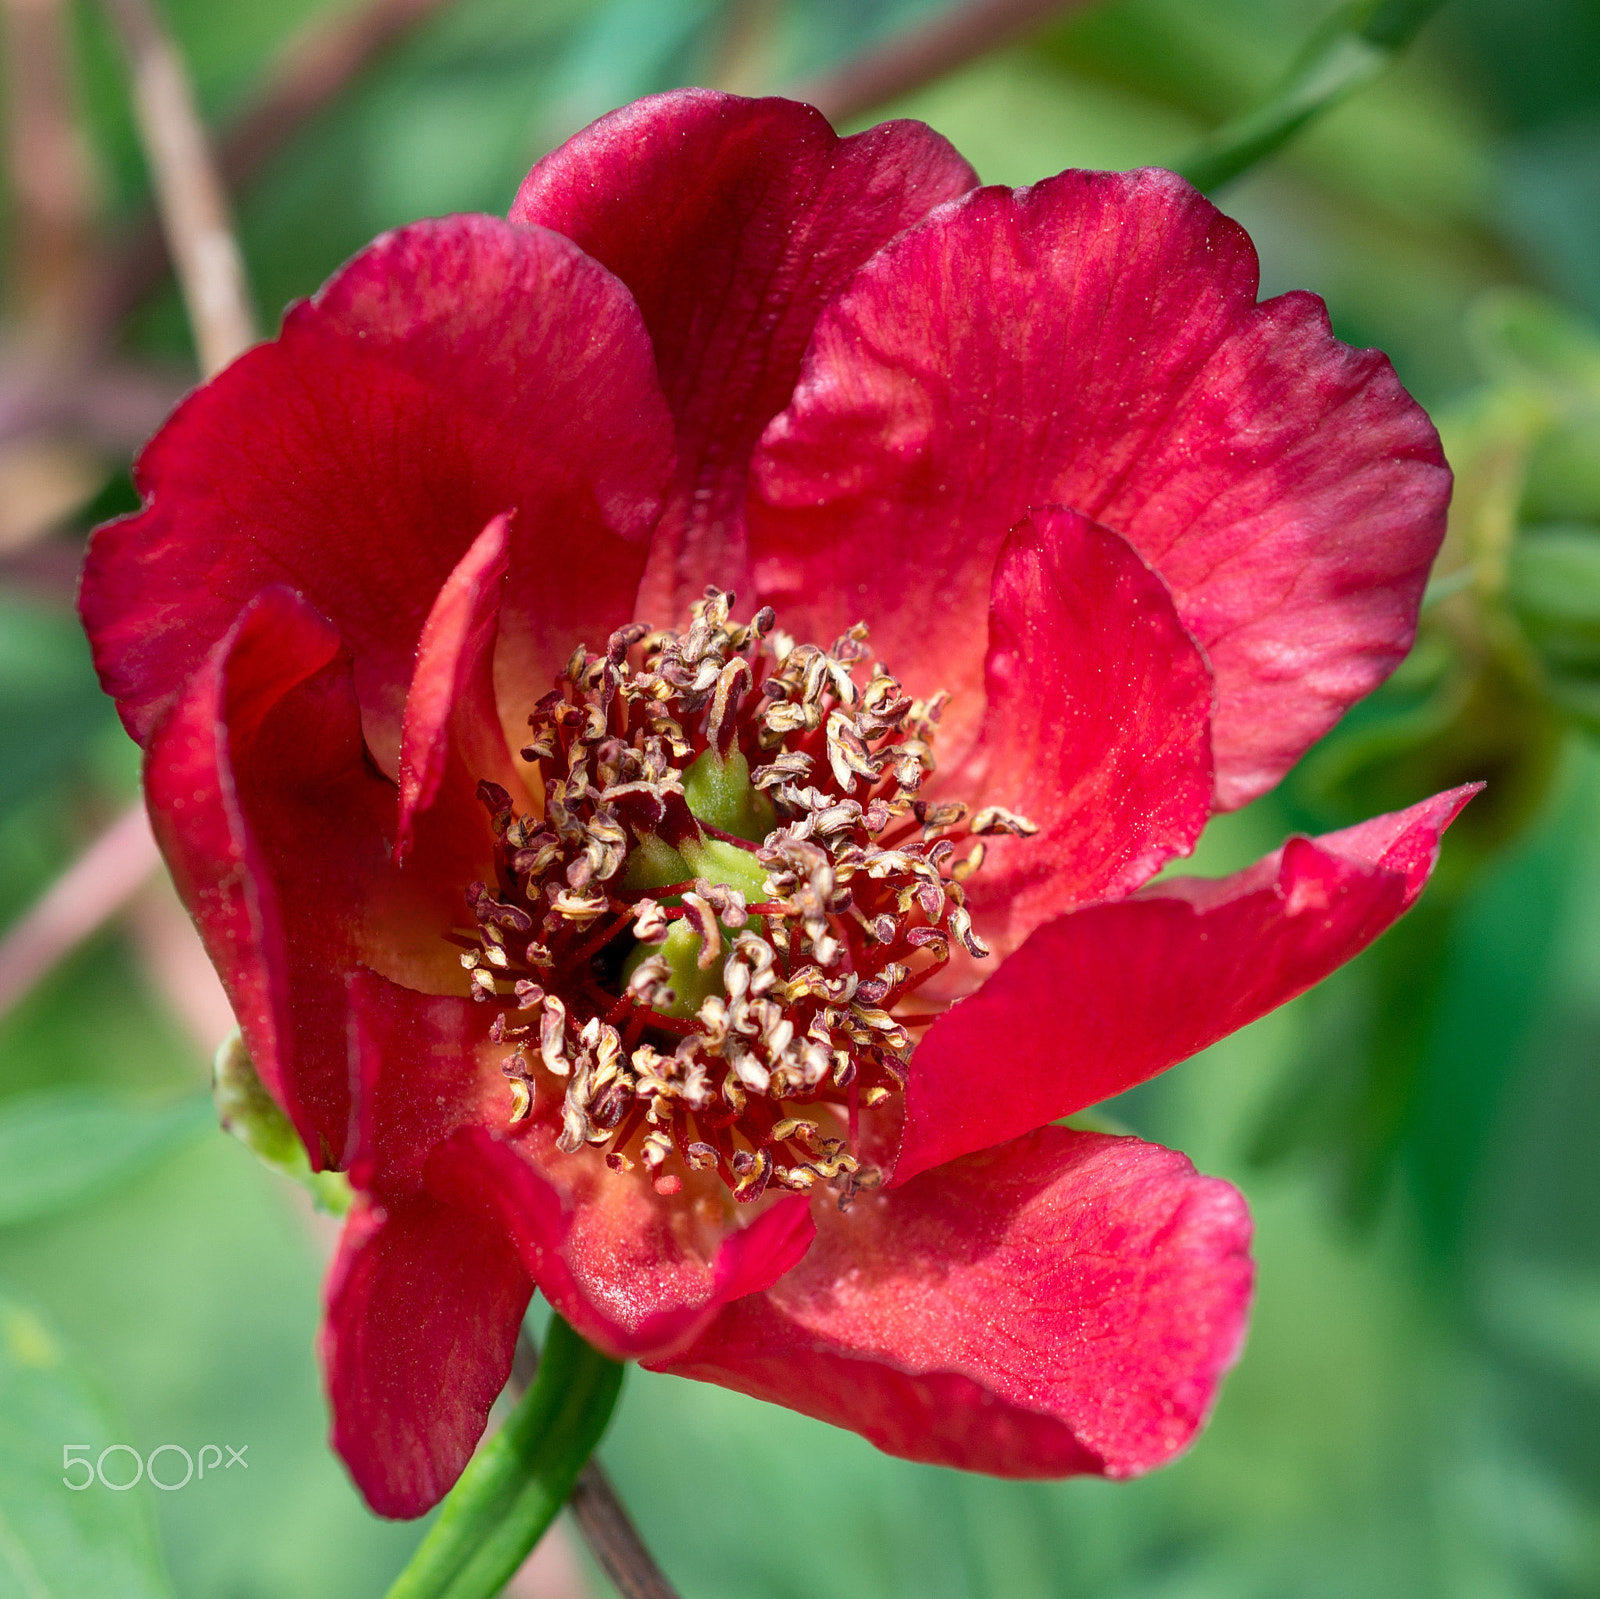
(1175, 0), (1449, 194)
(384, 1316), (624, 1599)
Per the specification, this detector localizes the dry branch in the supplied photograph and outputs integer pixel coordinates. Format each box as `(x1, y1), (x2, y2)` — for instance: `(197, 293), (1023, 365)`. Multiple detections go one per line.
(0, 0), (254, 1028)
(94, 0), (463, 336)
(1, 0), (101, 347)
(99, 0), (254, 375)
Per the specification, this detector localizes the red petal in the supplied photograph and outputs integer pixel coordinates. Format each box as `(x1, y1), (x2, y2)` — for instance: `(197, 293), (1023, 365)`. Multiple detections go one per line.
(748, 170), (1449, 804)
(425, 1126), (815, 1364)
(342, 968), (815, 1363)
(396, 514), (528, 862)
(513, 90), (975, 624)
(82, 215), (673, 765)
(322, 1195), (531, 1518)
(948, 507), (1213, 956)
(144, 587), (400, 1167)
(896, 785), (1481, 1184)
(657, 1128), (1252, 1478)
(346, 968), (512, 1196)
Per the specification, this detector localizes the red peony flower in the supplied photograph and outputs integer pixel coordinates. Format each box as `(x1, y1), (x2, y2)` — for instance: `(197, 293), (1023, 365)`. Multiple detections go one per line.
(81, 91), (1473, 1518)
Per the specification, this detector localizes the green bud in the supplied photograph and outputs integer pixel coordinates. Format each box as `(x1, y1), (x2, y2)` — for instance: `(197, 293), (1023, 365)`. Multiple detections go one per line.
(213, 1029), (352, 1214)
(1510, 526), (1600, 736)
(1526, 418), (1600, 525)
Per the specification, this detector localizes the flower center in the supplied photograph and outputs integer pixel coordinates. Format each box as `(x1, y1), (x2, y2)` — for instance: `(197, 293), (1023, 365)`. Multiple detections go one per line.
(458, 589), (1035, 1203)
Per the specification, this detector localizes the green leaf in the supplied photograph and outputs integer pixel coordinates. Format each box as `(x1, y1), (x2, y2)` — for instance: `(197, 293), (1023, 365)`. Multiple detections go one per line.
(0, 1093), (213, 1231)
(386, 1316), (622, 1599)
(1175, 0), (1447, 193)
(1544, 675), (1600, 735)
(1481, 1261), (1600, 1391)
(0, 1282), (173, 1599)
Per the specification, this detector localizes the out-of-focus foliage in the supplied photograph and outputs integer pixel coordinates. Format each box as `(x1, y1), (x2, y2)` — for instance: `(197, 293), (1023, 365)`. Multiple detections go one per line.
(2, 0), (1599, 1595)
(0, 1285), (174, 1598)
(0, 600), (118, 814)
(0, 1089), (210, 1228)
(1249, 286), (1600, 1235)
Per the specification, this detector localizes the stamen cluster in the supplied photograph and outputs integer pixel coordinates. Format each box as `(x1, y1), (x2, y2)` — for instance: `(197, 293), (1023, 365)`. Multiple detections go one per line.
(458, 590), (1035, 1202)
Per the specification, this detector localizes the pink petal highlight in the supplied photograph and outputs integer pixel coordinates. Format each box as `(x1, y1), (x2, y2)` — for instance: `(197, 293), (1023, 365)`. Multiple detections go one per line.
(82, 214), (672, 767)
(659, 1128), (1252, 1478)
(425, 1126), (814, 1365)
(950, 506), (1214, 958)
(322, 1194), (531, 1519)
(749, 169), (1449, 804)
(897, 785), (1481, 1184)
(514, 89), (975, 624)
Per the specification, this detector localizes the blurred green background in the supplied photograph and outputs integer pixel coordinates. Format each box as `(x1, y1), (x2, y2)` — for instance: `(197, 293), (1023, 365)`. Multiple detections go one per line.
(2, 1), (1599, 1595)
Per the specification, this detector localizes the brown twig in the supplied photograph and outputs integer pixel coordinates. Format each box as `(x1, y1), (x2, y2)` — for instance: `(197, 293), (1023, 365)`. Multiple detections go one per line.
(0, 804), (162, 1023)
(1, 0), (112, 553)
(792, 0), (1093, 126)
(98, 0), (254, 375)
(93, 0), (464, 339)
(1, 0), (101, 349)
(0, 5), (238, 1024)
(511, 1328), (682, 1599)
(567, 1464), (681, 1599)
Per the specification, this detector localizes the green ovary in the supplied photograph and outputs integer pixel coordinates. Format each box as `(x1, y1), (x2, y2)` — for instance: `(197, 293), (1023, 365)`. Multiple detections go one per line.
(681, 748), (776, 842)
(616, 755), (775, 1017)
(619, 921), (723, 1018)
(680, 836), (769, 904)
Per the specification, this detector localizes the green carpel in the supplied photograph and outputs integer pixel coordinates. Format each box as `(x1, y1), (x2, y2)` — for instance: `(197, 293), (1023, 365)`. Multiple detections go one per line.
(682, 748), (776, 842)
(680, 835), (770, 905)
(621, 832), (693, 892)
(619, 920), (724, 1018)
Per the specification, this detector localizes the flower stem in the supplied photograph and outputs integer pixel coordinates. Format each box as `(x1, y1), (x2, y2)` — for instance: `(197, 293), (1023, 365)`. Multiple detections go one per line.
(510, 1327), (684, 1599)
(1175, 0), (1449, 195)
(383, 1315), (623, 1599)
